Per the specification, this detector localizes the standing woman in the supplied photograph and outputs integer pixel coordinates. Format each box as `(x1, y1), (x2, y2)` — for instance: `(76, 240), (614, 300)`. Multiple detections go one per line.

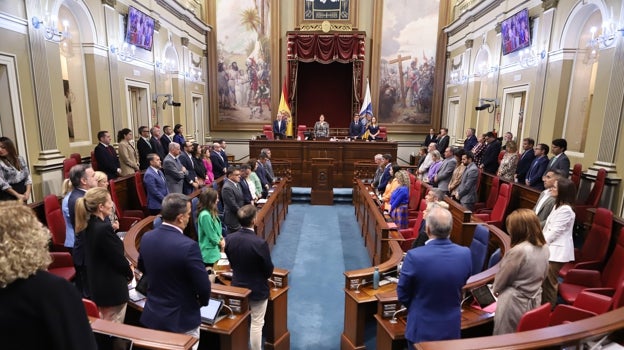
(191, 143), (207, 186)
(248, 160), (263, 200)
(0, 136), (32, 202)
(117, 128), (139, 176)
(93, 171), (120, 232)
(493, 209), (549, 334)
(173, 124), (186, 145)
(201, 145), (214, 186)
(389, 170), (411, 229)
(382, 164), (402, 210)
(471, 134), (487, 168)
(75, 187), (132, 322)
(497, 140), (519, 182)
(197, 188), (225, 269)
(313, 114), (329, 138)
(367, 116), (381, 140)
(426, 150), (442, 184)
(541, 177), (576, 307)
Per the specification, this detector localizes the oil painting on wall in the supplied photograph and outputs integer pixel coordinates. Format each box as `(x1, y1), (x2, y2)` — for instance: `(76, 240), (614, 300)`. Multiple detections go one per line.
(377, 0), (438, 126)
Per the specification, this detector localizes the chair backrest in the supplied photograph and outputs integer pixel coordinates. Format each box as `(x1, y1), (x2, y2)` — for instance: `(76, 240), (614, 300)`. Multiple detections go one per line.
(469, 224), (490, 275)
(516, 303), (551, 332)
(571, 163), (582, 192)
(585, 168), (606, 207)
(476, 168), (482, 193)
(134, 172), (148, 210)
(62, 158), (77, 179)
(601, 228), (624, 288)
(573, 290), (613, 315)
(578, 208), (612, 263)
(262, 125), (274, 140)
(549, 304), (596, 326)
(488, 248), (502, 269)
(90, 151), (98, 171)
(70, 153), (82, 166)
(108, 179), (125, 217)
(488, 183), (512, 225)
(297, 125), (306, 140)
(408, 180), (422, 211)
(44, 195), (66, 250)
(378, 127), (387, 140)
(401, 210), (423, 252)
(484, 176), (500, 209)
(82, 298), (99, 318)
(612, 280), (624, 310)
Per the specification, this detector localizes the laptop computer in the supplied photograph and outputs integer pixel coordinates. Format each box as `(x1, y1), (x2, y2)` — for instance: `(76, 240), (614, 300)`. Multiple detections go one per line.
(200, 298), (225, 325)
(471, 284), (497, 308)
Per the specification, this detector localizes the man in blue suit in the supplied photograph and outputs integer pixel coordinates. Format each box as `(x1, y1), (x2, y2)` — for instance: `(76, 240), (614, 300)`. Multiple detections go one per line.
(515, 137), (536, 183)
(138, 193), (211, 346)
(143, 153), (169, 215)
(525, 143), (549, 190)
(377, 154), (393, 193)
(398, 206), (472, 346)
(349, 113), (363, 138)
(272, 112), (287, 139)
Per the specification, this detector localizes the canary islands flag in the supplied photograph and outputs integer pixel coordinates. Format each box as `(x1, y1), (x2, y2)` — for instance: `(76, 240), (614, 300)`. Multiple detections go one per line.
(278, 77), (293, 137)
(359, 79), (373, 123)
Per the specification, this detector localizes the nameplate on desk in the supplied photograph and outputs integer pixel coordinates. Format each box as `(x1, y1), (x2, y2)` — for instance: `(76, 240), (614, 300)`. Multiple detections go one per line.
(216, 258), (229, 266)
(382, 303), (398, 318)
(257, 199), (268, 204)
(272, 276), (283, 288)
(129, 288), (146, 302)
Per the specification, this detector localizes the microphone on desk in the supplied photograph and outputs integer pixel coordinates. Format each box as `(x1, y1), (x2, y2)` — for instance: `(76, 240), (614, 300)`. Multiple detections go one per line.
(221, 304), (236, 319)
(354, 280), (372, 294)
(267, 278), (279, 291)
(389, 307), (407, 324)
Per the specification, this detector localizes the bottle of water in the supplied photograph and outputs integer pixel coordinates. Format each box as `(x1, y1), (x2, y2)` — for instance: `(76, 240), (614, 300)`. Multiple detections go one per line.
(373, 267), (380, 290)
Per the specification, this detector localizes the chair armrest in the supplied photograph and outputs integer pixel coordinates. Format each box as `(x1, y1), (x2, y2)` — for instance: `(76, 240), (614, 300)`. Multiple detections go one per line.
(582, 288), (616, 298)
(550, 305), (597, 326)
(123, 210), (145, 219)
(118, 216), (142, 232)
(475, 209), (493, 215)
(473, 213), (491, 221)
(49, 252), (74, 268)
(472, 203), (486, 211)
(563, 269), (602, 287)
(574, 290), (613, 314)
(572, 260), (603, 271)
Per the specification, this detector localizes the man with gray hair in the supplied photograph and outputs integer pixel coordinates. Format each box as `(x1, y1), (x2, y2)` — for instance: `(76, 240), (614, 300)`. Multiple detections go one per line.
(398, 206), (472, 346)
(371, 154), (384, 188)
(162, 142), (187, 193)
(260, 147), (275, 182)
(139, 193), (211, 349)
(210, 142), (227, 179)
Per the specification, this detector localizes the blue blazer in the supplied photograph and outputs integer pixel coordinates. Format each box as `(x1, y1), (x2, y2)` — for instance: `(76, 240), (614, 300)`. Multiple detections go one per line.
(178, 153), (197, 195)
(515, 149), (536, 183)
(526, 156), (549, 190)
(397, 238), (472, 343)
(349, 121), (363, 138)
(273, 120), (286, 136)
(377, 164), (392, 193)
(143, 167), (169, 210)
(138, 224), (211, 333)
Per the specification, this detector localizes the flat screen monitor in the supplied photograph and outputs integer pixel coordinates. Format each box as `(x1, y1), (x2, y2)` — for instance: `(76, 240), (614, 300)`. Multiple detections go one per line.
(501, 8), (531, 55)
(125, 6), (154, 51)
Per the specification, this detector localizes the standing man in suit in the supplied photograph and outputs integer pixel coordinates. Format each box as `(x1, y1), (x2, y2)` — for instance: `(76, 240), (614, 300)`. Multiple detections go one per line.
(255, 154), (273, 198)
(436, 128), (450, 154)
(371, 154), (384, 188)
(377, 154), (393, 193)
(533, 169), (564, 227)
(218, 139), (229, 169)
(67, 164), (98, 298)
(138, 193), (211, 348)
(422, 128), (438, 146)
(272, 112), (286, 139)
(137, 126), (153, 170)
(149, 126), (166, 161)
(160, 125), (173, 152)
(454, 151), (479, 210)
(162, 142), (187, 194)
(398, 206), (472, 345)
(179, 141), (199, 195)
(225, 205), (274, 350)
(143, 154), (169, 215)
(480, 131), (502, 174)
(94, 130), (121, 180)
(547, 138), (570, 177)
(525, 144), (550, 190)
(463, 128), (477, 152)
(239, 164), (254, 204)
(260, 148), (276, 182)
(222, 166), (245, 233)
(434, 147), (457, 194)
(210, 142), (227, 179)
(349, 113), (363, 138)
(515, 137), (536, 183)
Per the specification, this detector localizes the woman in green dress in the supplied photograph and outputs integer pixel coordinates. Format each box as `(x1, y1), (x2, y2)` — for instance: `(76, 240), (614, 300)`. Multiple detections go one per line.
(197, 188), (224, 267)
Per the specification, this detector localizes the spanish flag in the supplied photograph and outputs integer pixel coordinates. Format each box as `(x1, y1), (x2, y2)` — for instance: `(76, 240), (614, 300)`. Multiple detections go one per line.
(278, 76), (293, 137)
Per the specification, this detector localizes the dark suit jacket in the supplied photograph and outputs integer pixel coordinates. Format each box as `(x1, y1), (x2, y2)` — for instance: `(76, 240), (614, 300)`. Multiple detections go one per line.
(377, 164), (392, 193)
(255, 161), (273, 197)
(150, 136), (166, 161)
(437, 135), (450, 153)
(160, 135), (172, 153)
(397, 238), (472, 343)
(137, 138), (153, 170)
(143, 167), (169, 210)
(423, 134), (438, 146)
(349, 122), (363, 138)
(526, 156), (549, 190)
(210, 151), (226, 179)
(84, 216), (132, 307)
(178, 152), (197, 195)
(220, 150), (229, 168)
(94, 143), (120, 180)
(139, 224), (211, 333)
(68, 188), (86, 266)
(239, 178), (253, 204)
(546, 153), (570, 177)
(221, 180), (244, 231)
(463, 135), (477, 152)
(273, 120), (286, 137)
(225, 227), (274, 301)
(515, 149), (536, 183)
(481, 140), (502, 174)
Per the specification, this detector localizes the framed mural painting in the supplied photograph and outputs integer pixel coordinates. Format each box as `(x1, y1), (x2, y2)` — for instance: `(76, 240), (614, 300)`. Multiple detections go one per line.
(208, 0), (279, 131)
(295, 0), (358, 31)
(371, 0), (445, 133)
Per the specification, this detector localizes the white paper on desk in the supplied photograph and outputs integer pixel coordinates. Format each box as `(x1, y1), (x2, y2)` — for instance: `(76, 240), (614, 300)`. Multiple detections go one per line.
(129, 289), (146, 302)
(216, 258), (229, 266)
(257, 198), (267, 204)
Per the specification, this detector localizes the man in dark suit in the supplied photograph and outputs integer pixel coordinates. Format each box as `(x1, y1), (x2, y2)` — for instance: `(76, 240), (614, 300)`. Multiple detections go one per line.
(260, 148), (276, 182)
(546, 138), (570, 177)
(218, 139), (229, 169)
(525, 144), (550, 190)
(93, 130), (121, 180)
(138, 193), (211, 345)
(143, 154), (169, 215)
(179, 141), (199, 195)
(422, 128), (438, 146)
(136, 126), (152, 170)
(463, 128), (477, 152)
(149, 126), (166, 161)
(377, 154), (393, 193)
(397, 206), (472, 346)
(225, 205), (274, 350)
(239, 164), (254, 204)
(162, 142), (187, 194)
(454, 151), (479, 210)
(255, 154), (273, 198)
(436, 128), (450, 154)
(272, 113), (286, 139)
(210, 142), (227, 179)
(160, 125), (173, 152)
(515, 137), (536, 183)
(222, 166), (245, 233)
(67, 164), (97, 298)
(480, 131), (502, 174)
(349, 113), (363, 138)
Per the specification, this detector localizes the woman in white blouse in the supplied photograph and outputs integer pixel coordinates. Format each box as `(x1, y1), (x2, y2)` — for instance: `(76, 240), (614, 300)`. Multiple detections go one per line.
(540, 177), (576, 307)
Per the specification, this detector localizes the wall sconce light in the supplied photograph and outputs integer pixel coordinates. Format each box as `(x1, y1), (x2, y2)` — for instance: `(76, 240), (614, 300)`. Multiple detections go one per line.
(31, 15), (67, 42)
(519, 48), (546, 68)
(155, 59), (177, 74)
(587, 22), (617, 53)
(110, 42), (136, 62)
(449, 69), (468, 85)
(185, 68), (203, 82)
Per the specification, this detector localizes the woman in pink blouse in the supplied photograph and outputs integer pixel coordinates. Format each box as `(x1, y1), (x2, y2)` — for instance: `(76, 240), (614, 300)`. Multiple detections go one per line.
(201, 145), (214, 186)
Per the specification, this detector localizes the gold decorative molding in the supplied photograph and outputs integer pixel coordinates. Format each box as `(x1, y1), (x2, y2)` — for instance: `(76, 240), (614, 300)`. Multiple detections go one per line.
(299, 23), (353, 32)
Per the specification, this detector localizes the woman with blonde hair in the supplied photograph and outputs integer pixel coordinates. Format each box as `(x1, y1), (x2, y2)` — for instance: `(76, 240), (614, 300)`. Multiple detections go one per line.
(93, 171), (119, 232)
(0, 201), (96, 348)
(493, 209), (549, 334)
(389, 170), (411, 229)
(75, 187), (132, 323)
(497, 140), (519, 182)
(382, 164), (402, 210)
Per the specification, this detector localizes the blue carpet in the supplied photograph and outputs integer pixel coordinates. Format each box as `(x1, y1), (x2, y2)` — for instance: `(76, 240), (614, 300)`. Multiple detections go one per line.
(271, 203), (372, 350)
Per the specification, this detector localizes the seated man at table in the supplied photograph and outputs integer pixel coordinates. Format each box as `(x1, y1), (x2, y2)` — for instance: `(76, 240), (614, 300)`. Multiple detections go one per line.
(398, 206), (471, 346)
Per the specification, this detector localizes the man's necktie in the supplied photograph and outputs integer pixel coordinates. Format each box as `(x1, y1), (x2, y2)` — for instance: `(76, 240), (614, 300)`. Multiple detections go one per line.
(107, 146), (115, 156)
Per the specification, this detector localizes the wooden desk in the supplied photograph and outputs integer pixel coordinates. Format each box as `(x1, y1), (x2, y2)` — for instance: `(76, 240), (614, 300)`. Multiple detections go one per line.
(250, 140), (398, 187)
(90, 317), (198, 350)
(255, 180), (290, 250)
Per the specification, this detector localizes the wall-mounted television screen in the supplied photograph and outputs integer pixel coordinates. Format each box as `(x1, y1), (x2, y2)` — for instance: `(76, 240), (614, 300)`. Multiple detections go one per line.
(125, 6), (154, 51)
(501, 8), (531, 55)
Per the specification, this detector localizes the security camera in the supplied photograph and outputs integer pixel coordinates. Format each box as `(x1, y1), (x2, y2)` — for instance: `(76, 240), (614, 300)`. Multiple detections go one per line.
(475, 103), (491, 111)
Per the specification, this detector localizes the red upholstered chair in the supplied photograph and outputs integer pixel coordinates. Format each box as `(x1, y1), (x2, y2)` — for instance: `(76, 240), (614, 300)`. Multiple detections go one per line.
(475, 168), (483, 194)
(43, 194), (68, 252)
(82, 298), (100, 318)
(297, 125), (307, 140)
(574, 168), (606, 225)
(549, 304), (597, 326)
(90, 151), (98, 171)
(408, 180), (422, 218)
(473, 176), (499, 213)
(62, 158), (77, 179)
(558, 227), (624, 304)
(559, 208), (612, 278)
(134, 172), (149, 216)
(48, 252), (75, 281)
(262, 125), (274, 140)
(473, 183), (511, 229)
(378, 127), (387, 140)
(399, 208), (424, 252)
(70, 153), (82, 166)
(108, 179), (144, 231)
(571, 163), (582, 195)
(516, 303), (551, 332)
